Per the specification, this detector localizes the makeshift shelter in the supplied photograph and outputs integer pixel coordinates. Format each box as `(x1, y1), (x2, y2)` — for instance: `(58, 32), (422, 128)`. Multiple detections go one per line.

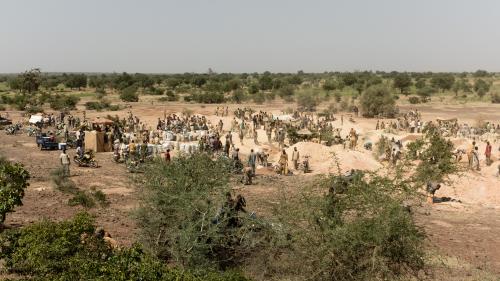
(84, 131), (111, 152)
(297, 128), (313, 136)
(29, 115), (43, 124)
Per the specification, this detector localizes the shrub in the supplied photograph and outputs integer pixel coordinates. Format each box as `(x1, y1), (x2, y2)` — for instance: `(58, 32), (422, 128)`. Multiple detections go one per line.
(408, 96), (421, 104)
(360, 84), (397, 118)
(187, 92), (225, 104)
(252, 91), (265, 104)
(0, 157), (30, 223)
(68, 191), (96, 208)
(136, 154), (269, 270)
(278, 85), (295, 102)
(120, 85), (139, 102)
(49, 94), (80, 110)
(406, 125), (458, 187)
(296, 92), (318, 111)
(232, 89), (246, 103)
(91, 189), (109, 207)
(491, 93), (500, 104)
(85, 100), (120, 111)
(0, 213), (250, 280)
(51, 168), (77, 194)
(271, 172), (425, 280)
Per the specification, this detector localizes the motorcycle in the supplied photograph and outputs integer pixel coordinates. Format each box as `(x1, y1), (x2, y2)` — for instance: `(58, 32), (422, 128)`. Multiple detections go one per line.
(5, 124), (22, 135)
(73, 155), (99, 168)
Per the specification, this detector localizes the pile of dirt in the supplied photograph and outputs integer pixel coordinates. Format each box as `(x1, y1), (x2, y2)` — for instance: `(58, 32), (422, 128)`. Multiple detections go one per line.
(268, 141), (381, 175)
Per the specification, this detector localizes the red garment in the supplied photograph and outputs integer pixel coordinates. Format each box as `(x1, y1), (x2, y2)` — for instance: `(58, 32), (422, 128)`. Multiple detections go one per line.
(485, 144), (492, 157)
(164, 152), (171, 162)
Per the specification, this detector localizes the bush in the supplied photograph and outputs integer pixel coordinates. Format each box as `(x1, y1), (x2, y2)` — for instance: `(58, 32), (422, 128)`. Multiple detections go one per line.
(85, 100), (121, 111)
(0, 157), (30, 223)
(232, 89), (246, 103)
(491, 93), (500, 104)
(120, 85), (139, 102)
(360, 84), (397, 118)
(271, 172), (425, 280)
(296, 92), (318, 111)
(0, 213), (250, 281)
(136, 154), (269, 270)
(186, 92), (225, 104)
(68, 191), (96, 208)
(406, 125), (458, 187)
(49, 94), (80, 110)
(408, 96), (421, 104)
(51, 168), (77, 194)
(252, 91), (265, 104)
(278, 85), (295, 102)
(91, 188), (109, 207)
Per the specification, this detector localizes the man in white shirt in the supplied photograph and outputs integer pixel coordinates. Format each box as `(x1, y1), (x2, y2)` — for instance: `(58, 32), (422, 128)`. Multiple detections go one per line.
(59, 149), (71, 177)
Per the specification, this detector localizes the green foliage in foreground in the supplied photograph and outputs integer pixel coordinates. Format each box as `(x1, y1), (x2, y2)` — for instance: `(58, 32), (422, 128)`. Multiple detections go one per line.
(0, 213), (250, 281)
(270, 172), (425, 281)
(0, 157), (30, 223)
(136, 154), (270, 270)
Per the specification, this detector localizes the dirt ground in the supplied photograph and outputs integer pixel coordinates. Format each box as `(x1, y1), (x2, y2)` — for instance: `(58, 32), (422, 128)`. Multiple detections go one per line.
(1, 98), (499, 279)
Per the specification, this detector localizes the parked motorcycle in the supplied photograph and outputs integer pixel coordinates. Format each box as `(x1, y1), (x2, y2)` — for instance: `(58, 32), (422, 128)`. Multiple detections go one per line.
(73, 155), (99, 168)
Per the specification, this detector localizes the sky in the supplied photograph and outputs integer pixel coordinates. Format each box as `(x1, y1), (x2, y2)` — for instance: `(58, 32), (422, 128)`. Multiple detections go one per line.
(1, 0), (500, 73)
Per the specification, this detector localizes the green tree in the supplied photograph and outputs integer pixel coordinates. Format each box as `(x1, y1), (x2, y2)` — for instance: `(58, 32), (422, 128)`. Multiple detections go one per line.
(0, 157), (30, 223)
(406, 125), (458, 187)
(430, 74), (455, 91)
(414, 78), (426, 89)
(19, 68), (42, 94)
(393, 73), (412, 94)
(359, 84), (397, 118)
(120, 85), (139, 102)
(136, 154), (266, 270)
(296, 92), (318, 111)
(473, 79), (491, 97)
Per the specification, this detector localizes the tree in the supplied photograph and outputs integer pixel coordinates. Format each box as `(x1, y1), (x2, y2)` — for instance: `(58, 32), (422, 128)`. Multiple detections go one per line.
(19, 68), (42, 94)
(136, 154), (266, 269)
(393, 73), (412, 94)
(414, 78), (426, 89)
(406, 125), (458, 187)
(64, 74), (87, 90)
(296, 92), (318, 111)
(258, 74), (273, 90)
(430, 74), (455, 92)
(119, 85), (139, 102)
(359, 84), (397, 118)
(416, 86), (437, 101)
(278, 85), (295, 102)
(473, 70), (489, 78)
(0, 157), (30, 223)
(473, 79), (491, 97)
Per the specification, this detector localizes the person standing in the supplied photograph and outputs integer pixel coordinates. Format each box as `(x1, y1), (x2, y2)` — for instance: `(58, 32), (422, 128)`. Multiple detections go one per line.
(291, 147), (300, 170)
(60, 149), (70, 177)
(279, 149), (289, 175)
(164, 149), (171, 163)
(248, 149), (257, 176)
(485, 141), (492, 166)
(472, 146), (480, 171)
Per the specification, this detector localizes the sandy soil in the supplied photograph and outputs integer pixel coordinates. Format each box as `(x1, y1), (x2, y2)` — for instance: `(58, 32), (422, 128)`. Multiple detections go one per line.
(1, 98), (499, 279)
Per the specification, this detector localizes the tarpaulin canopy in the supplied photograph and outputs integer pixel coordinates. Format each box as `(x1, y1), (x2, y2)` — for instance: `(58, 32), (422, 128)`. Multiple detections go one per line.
(273, 114), (296, 121)
(90, 117), (114, 125)
(29, 115), (43, 124)
(297, 128), (313, 136)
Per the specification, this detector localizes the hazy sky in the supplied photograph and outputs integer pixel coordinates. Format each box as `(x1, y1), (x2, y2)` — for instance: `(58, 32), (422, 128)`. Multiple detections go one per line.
(1, 0), (500, 73)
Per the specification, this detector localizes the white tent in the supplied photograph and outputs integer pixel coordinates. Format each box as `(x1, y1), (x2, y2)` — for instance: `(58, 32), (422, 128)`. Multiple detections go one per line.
(28, 115), (43, 124)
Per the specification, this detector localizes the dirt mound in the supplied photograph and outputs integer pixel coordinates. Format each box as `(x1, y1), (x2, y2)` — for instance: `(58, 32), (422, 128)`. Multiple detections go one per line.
(269, 141), (381, 175)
